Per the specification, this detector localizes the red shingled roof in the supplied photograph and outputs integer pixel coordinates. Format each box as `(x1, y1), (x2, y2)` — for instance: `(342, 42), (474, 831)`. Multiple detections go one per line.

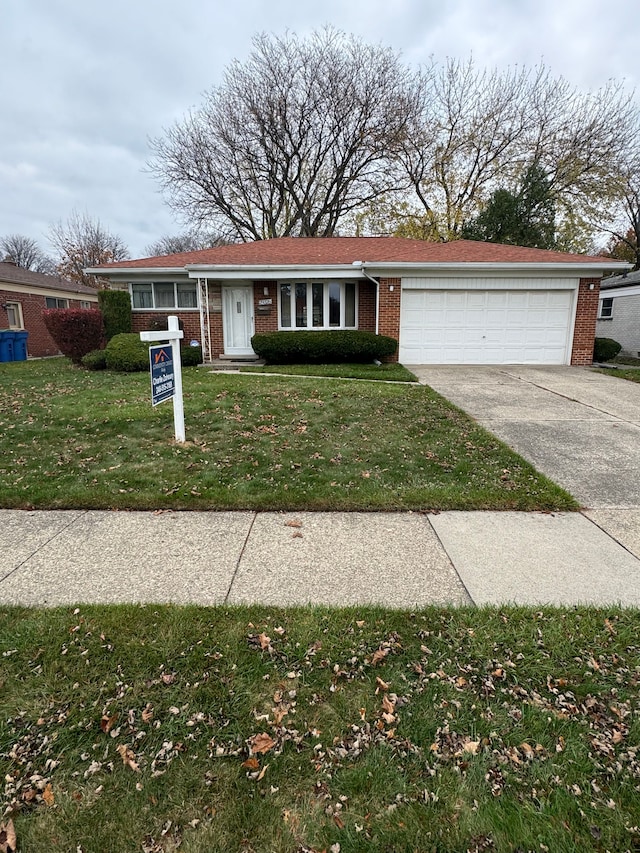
(0, 262), (98, 294)
(96, 237), (614, 270)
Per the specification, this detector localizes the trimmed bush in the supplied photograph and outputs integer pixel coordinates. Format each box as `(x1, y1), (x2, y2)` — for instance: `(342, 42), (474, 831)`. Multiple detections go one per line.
(593, 337), (622, 362)
(251, 330), (398, 364)
(98, 289), (132, 340)
(182, 345), (203, 366)
(42, 308), (105, 364)
(105, 333), (152, 372)
(81, 349), (108, 371)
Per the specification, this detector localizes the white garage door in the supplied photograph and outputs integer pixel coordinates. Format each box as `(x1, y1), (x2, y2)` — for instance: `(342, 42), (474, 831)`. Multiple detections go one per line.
(399, 289), (574, 364)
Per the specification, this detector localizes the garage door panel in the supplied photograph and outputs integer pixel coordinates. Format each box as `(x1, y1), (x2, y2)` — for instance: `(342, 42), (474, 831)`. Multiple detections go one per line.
(400, 288), (573, 364)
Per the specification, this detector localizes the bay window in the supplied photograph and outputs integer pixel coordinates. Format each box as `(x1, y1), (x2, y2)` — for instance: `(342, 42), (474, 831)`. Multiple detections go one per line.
(279, 282), (357, 329)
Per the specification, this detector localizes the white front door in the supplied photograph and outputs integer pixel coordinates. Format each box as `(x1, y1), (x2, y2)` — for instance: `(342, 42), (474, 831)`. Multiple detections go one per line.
(223, 286), (254, 355)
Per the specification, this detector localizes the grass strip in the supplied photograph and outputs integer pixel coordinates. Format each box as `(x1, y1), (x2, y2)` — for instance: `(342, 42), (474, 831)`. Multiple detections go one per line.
(239, 363), (418, 382)
(1, 604), (639, 852)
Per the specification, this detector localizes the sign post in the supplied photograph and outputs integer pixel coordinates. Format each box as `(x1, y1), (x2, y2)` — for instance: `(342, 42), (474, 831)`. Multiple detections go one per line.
(140, 316), (185, 443)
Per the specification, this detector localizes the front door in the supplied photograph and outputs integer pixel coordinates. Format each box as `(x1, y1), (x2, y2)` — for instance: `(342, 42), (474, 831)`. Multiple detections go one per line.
(223, 286), (254, 355)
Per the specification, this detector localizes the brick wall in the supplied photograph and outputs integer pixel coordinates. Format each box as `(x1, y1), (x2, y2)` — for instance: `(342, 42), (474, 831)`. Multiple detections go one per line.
(376, 278), (402, 362)
(0, 290), (97, 358)
(596, 294), (640, 357)
(253, 282), (278, 334)
(571, 278), (600, 365)
(358, 280), (376, 332)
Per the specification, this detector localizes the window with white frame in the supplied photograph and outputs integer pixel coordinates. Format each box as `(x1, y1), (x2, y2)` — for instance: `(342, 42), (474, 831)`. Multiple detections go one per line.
(599, 297), (614, 319)
(130, 282), (198, 310)
(45, 297), (69, 309)
(80, 301), (92, 309)
(5, 302), (23, 329)
(279, 282), (357, 329)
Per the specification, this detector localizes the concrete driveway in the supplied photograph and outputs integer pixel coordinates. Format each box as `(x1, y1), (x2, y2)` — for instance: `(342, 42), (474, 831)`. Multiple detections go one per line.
(410, 365), (640, 510)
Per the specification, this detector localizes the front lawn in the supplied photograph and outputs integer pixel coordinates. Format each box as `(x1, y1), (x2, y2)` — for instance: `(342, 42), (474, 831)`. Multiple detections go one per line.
(1, 604), (639, 853)
(0, 359), (576, 511)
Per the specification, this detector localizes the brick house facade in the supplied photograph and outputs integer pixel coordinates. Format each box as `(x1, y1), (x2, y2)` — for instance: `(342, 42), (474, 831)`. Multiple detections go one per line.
(91, 238), (628, 366)
(0, 262), (99, 358)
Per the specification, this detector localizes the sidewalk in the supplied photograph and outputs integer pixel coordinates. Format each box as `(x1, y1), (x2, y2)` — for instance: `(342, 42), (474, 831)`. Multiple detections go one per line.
(1, 508), (639, 607)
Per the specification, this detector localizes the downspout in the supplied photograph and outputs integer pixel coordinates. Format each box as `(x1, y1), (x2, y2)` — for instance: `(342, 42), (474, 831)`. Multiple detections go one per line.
(354, 262), (380, 335)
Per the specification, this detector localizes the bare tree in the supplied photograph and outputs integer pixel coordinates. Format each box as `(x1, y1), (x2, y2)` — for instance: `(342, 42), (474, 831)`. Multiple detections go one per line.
(149, 28), (422, 241)
(398, 60), (637, 244)
(0, 234), (55, 273)
(144, 230), (228, 257)
(49, 211), (129, 287)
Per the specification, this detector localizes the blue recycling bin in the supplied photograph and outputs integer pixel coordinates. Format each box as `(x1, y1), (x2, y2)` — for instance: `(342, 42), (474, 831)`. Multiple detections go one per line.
(13, 330), (28, 361)
(0, 331), (15, 363)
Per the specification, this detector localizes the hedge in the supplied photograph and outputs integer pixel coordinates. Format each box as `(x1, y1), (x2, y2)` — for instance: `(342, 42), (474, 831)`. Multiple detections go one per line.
(42, 309), (104, 364)
(98, 289), (132, 340)
(81, 349), (108, 371)
(105, 333), (152, 372)
(251, 330), (398, 364)
(593, 337), (622, 363)
(104, 334), (202, 372)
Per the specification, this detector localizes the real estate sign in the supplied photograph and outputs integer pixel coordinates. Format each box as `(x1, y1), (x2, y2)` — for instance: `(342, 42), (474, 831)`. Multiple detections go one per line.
(149, 344), (175, 406)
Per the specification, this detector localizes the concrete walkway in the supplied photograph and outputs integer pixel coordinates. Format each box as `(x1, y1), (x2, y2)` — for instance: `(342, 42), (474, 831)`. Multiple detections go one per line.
(1, 508), (639, 608)
(410, 365), (640, 509)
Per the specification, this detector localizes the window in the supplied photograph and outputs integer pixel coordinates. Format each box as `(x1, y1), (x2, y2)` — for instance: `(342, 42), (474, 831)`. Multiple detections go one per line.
(130, 282), (198, 310)
(5, 302), (23, 329)
(599, 297), (613, 319)
(45, 297), (69, 309)
(80, 301), (92, 309)
(279, 282), (357, 330)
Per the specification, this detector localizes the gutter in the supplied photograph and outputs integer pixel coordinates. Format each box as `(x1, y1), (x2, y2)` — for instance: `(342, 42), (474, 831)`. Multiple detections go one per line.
(352, 261), (381, 336)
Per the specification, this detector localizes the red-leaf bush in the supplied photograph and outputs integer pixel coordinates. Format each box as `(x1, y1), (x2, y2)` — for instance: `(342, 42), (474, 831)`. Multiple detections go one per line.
(42, 309), (105, 364)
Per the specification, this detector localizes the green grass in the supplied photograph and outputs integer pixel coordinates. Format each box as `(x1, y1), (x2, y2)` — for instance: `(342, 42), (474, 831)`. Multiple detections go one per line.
(1, 604), (639, 852)
(595, 367), (640, 383)
(0, 358), (576, 511)
(239, 362), (418, 382)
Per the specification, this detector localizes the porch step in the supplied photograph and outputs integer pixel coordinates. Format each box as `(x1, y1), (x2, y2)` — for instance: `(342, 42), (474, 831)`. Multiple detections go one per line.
(206, 357), (265, 371)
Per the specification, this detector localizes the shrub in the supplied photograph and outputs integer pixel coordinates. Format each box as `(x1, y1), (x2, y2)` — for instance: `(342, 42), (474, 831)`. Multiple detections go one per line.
(42, 308), (104, 364)
(593, 337), (622, 362)
(251, 330), (398, 364)
(98, 289), (132, 340)
(82, 349), (108, 370)
(105, 333), (152, 372)
(182, 344), (203, 366)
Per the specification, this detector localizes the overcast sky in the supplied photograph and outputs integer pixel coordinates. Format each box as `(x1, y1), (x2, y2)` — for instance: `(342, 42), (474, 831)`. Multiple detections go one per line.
(2, 0), (638, 259)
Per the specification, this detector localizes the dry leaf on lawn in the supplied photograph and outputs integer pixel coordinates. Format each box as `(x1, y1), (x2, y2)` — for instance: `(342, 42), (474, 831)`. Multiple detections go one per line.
(116, 744), (140, 772)
(242, 757), (260, 770)
(249, 732), (276, 755)
(258, 633), (271, 651)
(42, 783), (55, 806)
(100, 713), (119, 734)
(371, 648), (389, 666)
(0, 819), (17, 853)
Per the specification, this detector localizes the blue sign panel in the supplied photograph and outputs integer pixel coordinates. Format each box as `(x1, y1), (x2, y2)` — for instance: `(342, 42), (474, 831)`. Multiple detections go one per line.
(149, 344), (175, 406)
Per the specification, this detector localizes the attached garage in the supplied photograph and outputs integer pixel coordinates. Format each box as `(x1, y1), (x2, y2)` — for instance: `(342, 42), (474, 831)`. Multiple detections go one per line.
(399, 278), (577, 365)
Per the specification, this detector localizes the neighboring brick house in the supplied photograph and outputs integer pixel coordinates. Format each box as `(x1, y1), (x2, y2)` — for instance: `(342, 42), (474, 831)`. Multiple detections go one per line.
(596, 270), (640, 358)
(0, 262), (100, 357)
(89, 237), (629, 365)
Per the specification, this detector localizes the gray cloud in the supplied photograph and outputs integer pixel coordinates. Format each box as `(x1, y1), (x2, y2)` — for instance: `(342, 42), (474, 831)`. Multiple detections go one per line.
(2, 0), (638, 258)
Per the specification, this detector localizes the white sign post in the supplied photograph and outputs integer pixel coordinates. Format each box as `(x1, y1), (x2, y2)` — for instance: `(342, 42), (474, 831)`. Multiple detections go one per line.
(140, 315), (185, 443)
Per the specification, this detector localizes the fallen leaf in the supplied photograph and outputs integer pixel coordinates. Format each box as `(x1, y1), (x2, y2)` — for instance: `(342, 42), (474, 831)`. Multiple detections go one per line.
(242, 757), (260, 770)
(161, 673), (176, 685)
(0, 819), (17, 853)
(142, 705), (154, 723)
(375, 676), (390, 692)
(116, 744), (140, 772)
(463, 740), (480, 755)
(333, 814), (345, 829)
(258, 633), (271, 651)
(285, 519), (303, 528)
(100, 713), (119, 734)
(382, 694), (396, 715)
(249, 732), (276, 755)
(371, 648), (389, 666)
(42, 783), (55, 806)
